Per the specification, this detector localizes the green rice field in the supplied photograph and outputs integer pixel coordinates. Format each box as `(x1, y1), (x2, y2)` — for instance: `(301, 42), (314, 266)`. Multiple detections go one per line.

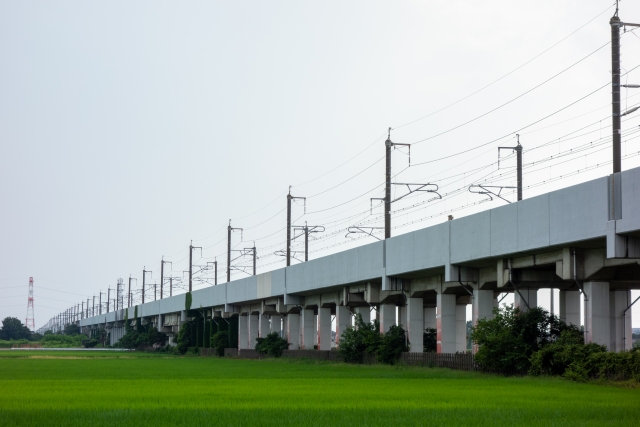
(0, 350), (639, 427)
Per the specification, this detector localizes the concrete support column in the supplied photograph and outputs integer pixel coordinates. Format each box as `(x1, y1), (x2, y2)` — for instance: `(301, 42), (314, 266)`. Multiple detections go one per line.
(270, 315), (282, 337)
(355, 306), (370, 325)
(379, 304), (396, 333)
(559, 290), (581, 326)
(610, 289), (632, 352)
(313, 315), (318, 346)
(406, 298), (423, 353)
(456, 305), (467, 353)
(335, 306), (351, 344)
(437, 294), (456, 353)
(238, 316), (248, 350)
(472, 290), (494, 325)
(301, 309), (315, 349)
(424, 307), (436, 330)
(248, 314), (259, 349)
(514, 289), (538, 311)
(258, 314), (270, 338)
(398, 305), (407, 328)
(286, 313), (299, 349)
(584, 281), (610, 348)
(318, 308), (331, 350)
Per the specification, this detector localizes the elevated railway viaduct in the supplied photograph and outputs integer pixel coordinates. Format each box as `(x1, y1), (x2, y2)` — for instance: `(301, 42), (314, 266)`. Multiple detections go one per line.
(80, 167), (640, 353)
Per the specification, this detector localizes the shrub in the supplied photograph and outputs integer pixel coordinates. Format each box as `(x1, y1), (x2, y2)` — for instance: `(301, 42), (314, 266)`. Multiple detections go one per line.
(255, 332), (289, 358)
(471, 305), (576, 373)
(377, 324), (408, 365)
(211, 331), (229, 357)
(529, 329), (604, 377)
(338, 313), (381, 364)
(176, 322), (192, 355)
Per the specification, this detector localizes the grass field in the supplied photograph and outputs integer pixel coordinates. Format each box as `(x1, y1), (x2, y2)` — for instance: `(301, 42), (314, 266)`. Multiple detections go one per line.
(0, 351), (639, 427)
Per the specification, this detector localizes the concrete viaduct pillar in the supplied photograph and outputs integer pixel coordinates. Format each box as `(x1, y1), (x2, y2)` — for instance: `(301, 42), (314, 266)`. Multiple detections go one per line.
(335, 306), (351, 344)
(258, 313), (270, 338)
(238, 315), (248, 350)
(270, 315), (281, 336)
(406, 298), (423, 353)
(355, 307), (370, 325)
(514, 288), (537, 311)
(318, 308), (331, 350)
(437, 294), (456, 353)
(472, 290), (494, 325)
(585, 281), (610, 348)
(610, 289), (632, 351)
(286, 313), (300, 349)
(424, 307), (436, 330)
(379, 304), (396, 333)
(559, 290), (581, 327)
(301, 309), (315, 349)
(248, 314), (259, 349)
(456, 304), (467, 353)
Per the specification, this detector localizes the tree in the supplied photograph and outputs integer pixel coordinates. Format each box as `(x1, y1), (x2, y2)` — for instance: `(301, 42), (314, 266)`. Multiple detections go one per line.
(255, 332), (289, 357)
(0, 317), (31, 340)
(64, 323), (81, 336)
(338, 313), (381, 364)
(471, 305), (578, 373)
(423, 328), (437, 353)
(377, 324), (408, 364)
(211, 331), (229, 357)
(176, 322), (192, 355)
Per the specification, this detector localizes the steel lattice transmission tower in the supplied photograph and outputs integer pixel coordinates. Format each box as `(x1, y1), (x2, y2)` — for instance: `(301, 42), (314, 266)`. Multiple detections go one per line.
(26, 277), (35, 331)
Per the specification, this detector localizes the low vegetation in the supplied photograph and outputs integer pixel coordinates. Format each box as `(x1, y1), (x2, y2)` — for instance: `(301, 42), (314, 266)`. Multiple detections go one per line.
(339, 313), (408, 364)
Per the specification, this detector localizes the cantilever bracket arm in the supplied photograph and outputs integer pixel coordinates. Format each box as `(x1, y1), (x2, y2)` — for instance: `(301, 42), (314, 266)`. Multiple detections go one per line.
(390, 183), (441, 203)
(346, 226), (384, 241)
(469, 184), (516, 204)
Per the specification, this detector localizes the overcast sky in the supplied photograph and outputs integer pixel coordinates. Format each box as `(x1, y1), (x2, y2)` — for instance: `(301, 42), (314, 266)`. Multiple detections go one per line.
(2, 1), (640, 329)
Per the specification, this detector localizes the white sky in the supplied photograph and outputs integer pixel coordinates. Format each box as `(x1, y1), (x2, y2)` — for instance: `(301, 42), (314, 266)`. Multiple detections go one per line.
(1, 1), (640, 329)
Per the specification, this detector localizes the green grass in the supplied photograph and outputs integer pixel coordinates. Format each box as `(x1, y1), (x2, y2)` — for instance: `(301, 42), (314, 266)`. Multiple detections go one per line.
(0, 351), (639, 427)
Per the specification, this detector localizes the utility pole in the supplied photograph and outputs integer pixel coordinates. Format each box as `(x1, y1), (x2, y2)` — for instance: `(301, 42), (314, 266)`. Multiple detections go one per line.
(142, 267), (152, 304)
(107, 288), (111, 313)
(498, 135), (523, 201)
(253, 243), (257, 276)
(286, 188), (306, 266)
(160, 257), (171, 299)
(93, 295), (95, 317)
(99, 291), (104, 315)
(227, 220), (243, 282)
(128, 276), (132, 307)
(189, 242), (202, 292)
(612, 11), (621, 174)
(611, 6), (640, 174)
(81, 301), (84, 320)
(384, 128), (410, 239)
(292, 223), (325, 262)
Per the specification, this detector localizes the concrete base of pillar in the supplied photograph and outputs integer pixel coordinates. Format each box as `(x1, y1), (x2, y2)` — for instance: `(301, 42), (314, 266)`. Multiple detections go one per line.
(473, 289), (494, 325)
(270, 315), (282, 337)
(398, 306), (407, 328)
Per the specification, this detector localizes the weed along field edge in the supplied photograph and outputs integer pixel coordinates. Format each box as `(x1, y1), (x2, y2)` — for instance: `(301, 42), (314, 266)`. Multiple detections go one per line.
(0, 352), (639, 427)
